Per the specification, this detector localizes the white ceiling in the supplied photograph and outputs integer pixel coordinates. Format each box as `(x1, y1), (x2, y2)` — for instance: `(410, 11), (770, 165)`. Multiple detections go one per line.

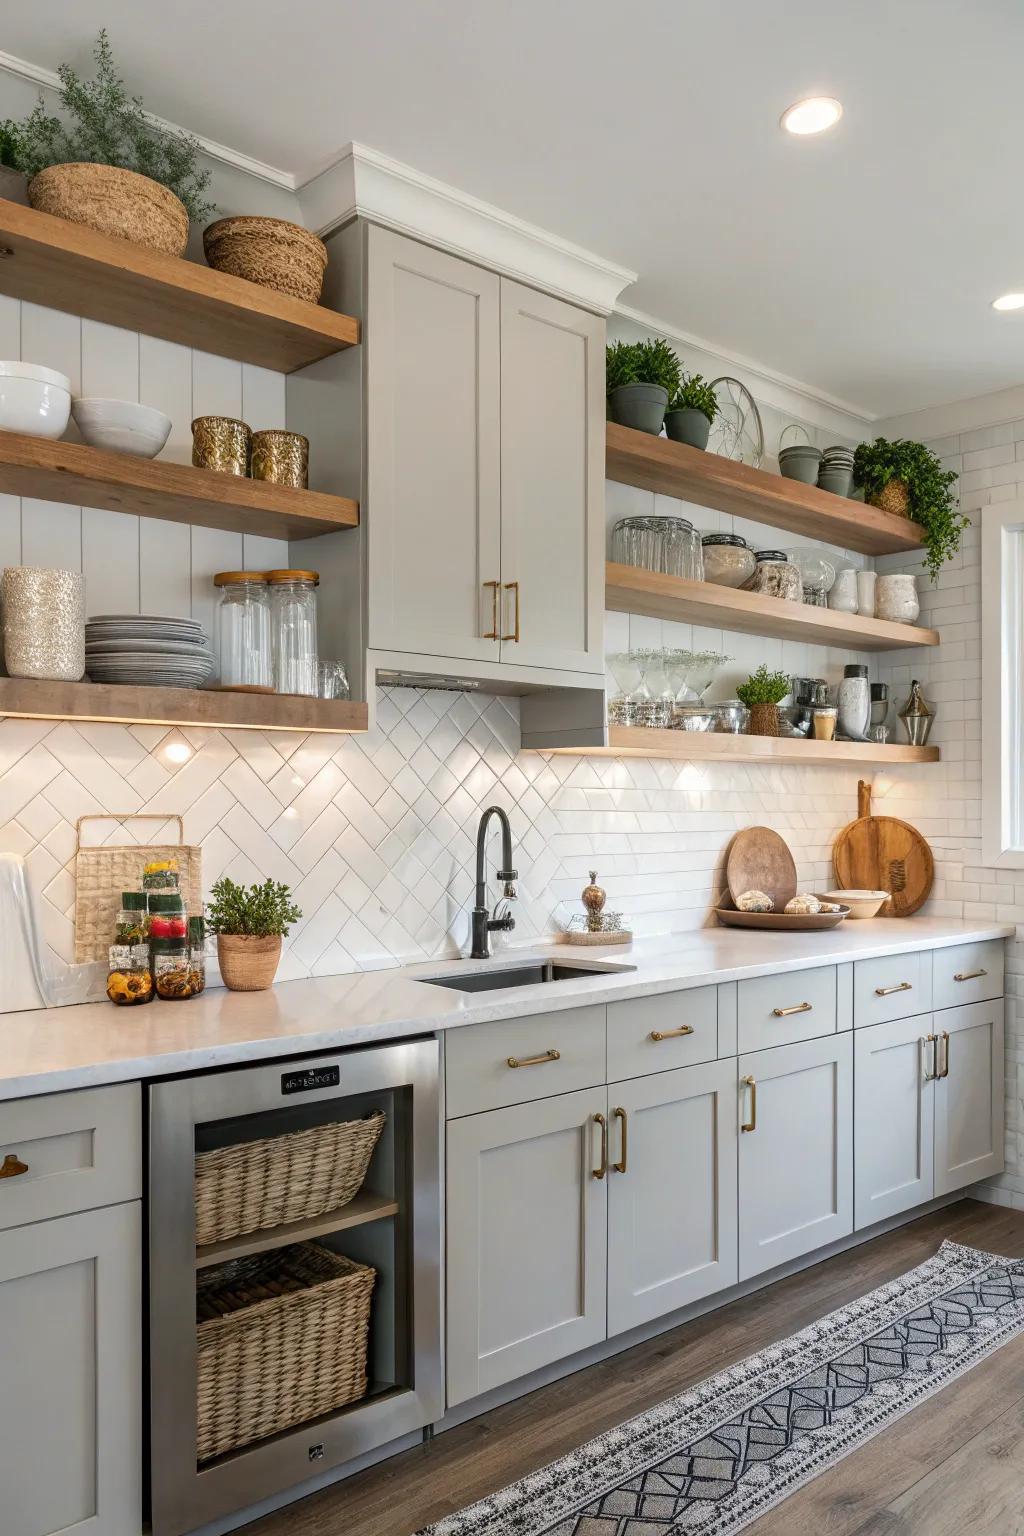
(4, 0), (1023, 417)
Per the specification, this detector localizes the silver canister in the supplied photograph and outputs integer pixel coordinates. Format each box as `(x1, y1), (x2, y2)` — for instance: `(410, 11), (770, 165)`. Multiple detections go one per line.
(1, 566), (85, 680)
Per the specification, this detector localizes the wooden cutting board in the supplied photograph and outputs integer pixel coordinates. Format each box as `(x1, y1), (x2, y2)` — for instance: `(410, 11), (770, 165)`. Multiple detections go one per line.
(832, 780), (934, 917)
(725, 827), (798, 911)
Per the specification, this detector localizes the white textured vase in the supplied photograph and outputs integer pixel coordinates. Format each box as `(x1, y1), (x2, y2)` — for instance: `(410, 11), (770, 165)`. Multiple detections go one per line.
(876, 573), (920, 625)
(1, 566), (85, 680)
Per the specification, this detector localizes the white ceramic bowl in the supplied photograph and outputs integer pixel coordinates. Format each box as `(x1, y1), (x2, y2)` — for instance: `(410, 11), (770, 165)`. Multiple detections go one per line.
(820, 889), (888, 919)
(71, 398), (172, 458)
(0, 361), (72, 439)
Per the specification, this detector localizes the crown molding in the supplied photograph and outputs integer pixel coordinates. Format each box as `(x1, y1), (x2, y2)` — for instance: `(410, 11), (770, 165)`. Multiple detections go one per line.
(298, 142), (637, 315)
(0, 48), (298, 190)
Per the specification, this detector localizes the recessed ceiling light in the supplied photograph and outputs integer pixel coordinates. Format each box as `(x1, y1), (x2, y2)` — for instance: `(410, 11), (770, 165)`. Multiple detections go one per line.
(781, 97), (843, 136)
(992, 293), (1024, 312)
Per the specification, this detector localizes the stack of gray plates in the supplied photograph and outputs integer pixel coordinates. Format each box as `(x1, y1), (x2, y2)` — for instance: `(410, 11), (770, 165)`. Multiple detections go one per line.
(818, 445), (856, 497)
(85, 615), (214, 689)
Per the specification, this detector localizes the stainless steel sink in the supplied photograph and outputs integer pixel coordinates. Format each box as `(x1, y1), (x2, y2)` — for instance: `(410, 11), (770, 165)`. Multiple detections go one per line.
(418, 961), (631, 994)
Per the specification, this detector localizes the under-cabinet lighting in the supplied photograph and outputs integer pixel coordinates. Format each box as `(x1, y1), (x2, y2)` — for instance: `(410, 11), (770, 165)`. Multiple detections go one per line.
(781, 97), (843, 135)
(992, 293), (1024, 311)
(163, 740), (192, 764)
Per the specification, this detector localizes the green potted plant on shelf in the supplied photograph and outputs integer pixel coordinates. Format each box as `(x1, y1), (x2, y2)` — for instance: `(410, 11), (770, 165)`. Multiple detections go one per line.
(852, 437), (966, 583)
(0, 121), (28, 205)
(736, 665), (790, 738)
(2, 29), (214, 255)
(664, 372), (719, 450)
(207, 876), (302, 992)
(606, 337), (681, 435)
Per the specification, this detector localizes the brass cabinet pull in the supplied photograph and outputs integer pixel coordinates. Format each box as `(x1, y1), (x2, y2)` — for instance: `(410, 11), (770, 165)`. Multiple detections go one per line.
(650, 1025), (694, 1042)
(921, 1034), (938, 1081)
(937, 1030), (951, 1079)
(502, 580), (521, 642)
(875, 982), (912, 996)
(612, 1106), (628, 1174)
(954, 968), (987, 982)
(592, 1112), (608, 1179)
(741, 1075), (757, 1132)
(506, 1049), (560, 1069)
(772, 1002), (812, 1017)
(0, 1153), (28, 1178)
(482, 579), (499, 640)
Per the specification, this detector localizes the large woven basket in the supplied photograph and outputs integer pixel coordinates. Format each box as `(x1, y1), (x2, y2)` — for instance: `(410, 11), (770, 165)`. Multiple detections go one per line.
(194, 1110), (386, 1246)
(74, 813), (202, 964)
(203, 216), (328, 303)
(196, 1243), (375, 1461)
(28, 163), (189, 255)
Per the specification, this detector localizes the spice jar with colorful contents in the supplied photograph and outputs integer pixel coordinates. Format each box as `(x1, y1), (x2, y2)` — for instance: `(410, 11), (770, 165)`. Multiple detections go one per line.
(106, 944), (154, 1006)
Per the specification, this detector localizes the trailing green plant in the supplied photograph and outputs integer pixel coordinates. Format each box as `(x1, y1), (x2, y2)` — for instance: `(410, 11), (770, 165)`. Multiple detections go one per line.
(852, 436), (966, 583)
(668, 372), (719, 423)
(0, 121), (21, 170)
(3, 30), (214, 220)
(606, 337), (682, 398)
(735, 666), (790, 708)
(206, 877), (301, 939)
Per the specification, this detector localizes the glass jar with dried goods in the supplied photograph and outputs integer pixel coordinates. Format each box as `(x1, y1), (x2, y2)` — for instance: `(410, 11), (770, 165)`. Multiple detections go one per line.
(115, 891), (149, 945)
(153, 938), (193, 1000)
(106, 944), (154, 1006)
(142, 859), (179, 892)
(743, 550), (802, 603)
(188, 915), (207, 996)
(148, 893), (187, 941)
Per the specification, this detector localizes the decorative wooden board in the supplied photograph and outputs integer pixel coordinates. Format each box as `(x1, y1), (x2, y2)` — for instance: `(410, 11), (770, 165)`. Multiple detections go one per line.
(832, 780), (934, 917)
(725, 827), (798, 911)
(715, 905), (849, 932)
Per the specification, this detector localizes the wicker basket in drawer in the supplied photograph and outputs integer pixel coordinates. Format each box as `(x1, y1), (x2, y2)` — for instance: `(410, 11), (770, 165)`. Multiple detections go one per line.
(194, 1111), (386, 1246)
(195, 1242), (375, 1461)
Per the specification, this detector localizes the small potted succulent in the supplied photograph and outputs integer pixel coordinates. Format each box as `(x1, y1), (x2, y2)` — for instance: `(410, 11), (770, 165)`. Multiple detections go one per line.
(606, 337), (681, 435)
(736, 666), (790, 738)
(664, 372), (719, 450)
(853, 437), (967, 583)
(207, 877), (302, 992)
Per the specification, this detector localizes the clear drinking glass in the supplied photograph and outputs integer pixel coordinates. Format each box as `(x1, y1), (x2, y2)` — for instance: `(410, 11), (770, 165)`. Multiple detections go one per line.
(606, 652), (641, 724)
(214, 573), (271, 689)
(317, 660), (350, 700)
(268, 571), (319, 697)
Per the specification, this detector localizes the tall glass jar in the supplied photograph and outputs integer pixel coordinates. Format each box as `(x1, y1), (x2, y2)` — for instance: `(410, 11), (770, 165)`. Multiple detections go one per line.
(213, 572), (271, 689)
(267, 569), (319, 697)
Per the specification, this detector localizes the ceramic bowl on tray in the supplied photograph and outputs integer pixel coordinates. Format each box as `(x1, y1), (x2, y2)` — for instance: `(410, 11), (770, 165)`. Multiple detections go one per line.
(819, 888), (888, 919)
(72, 398), (172, 458)
(0, 362), (72, 439)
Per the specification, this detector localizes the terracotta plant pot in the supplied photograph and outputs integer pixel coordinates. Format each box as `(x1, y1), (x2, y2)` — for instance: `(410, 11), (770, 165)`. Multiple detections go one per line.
(203, 216), (328, 303)
(216, 934), (282, 992)
(869, 478), (910, 518)
(28, 163), (189, 255)
(747, 702), (781, 737)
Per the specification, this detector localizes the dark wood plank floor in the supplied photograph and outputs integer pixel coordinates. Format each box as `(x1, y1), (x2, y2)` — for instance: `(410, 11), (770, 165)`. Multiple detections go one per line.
(244, 1199), (1024, 1536)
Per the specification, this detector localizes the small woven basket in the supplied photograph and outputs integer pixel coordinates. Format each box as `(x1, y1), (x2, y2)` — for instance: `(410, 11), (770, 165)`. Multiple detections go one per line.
(203, 216), (328, 303)
(196, 1243), (375, 1461)
(194, 1110), (386, 1247)
(28, 163), (189, 255)
(870, 478), (911, 518)
(747, 702), (781, 737)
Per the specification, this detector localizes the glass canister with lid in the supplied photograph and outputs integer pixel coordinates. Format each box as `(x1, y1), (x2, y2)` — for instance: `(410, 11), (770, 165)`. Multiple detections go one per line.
(214, 571), (272, 689)
(743, 550), (802, 603)
(700, 533), (756, 588)
(267, 569), (319, 697)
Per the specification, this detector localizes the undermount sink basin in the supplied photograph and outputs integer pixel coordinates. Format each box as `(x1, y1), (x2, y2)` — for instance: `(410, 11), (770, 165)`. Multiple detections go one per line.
(418, 961), (633, 994)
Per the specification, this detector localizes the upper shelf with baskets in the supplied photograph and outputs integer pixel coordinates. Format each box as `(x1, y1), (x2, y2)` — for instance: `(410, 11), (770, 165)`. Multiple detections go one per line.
(0, 197), (360, 373)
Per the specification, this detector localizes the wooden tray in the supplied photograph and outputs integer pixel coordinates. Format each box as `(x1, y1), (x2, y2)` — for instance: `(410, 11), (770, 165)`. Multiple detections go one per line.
(715, 903), (850, 932)
(725, 827), (798, 909)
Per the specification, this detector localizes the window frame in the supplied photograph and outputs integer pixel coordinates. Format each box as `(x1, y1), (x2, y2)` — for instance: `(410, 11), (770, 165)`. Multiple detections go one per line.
(982, 500), (1024, 867)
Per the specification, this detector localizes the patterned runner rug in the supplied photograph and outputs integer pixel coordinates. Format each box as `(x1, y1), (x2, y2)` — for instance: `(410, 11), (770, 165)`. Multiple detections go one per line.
(420, 1240), (1024, 1536)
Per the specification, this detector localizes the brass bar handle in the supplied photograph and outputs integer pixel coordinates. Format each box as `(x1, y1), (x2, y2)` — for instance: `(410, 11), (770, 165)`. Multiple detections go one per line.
(650, 1025), (694, 1042)
(502, 580), (521, 643)
(954, 968), (987, 982)
(612, 1106), (628, 1174)
(772, 1002), (812, 1017)
(937, 1030), (951, 1080)
(875, 982), (912, 996)
(921, 1033), (937, 1081)
(0, 1153), (28, 1178)
(482, 579), (499, 640)
(507, 1049), (560, 1069)
(592, 1112), (607, 1179)
(741, 1075), (757, 1133)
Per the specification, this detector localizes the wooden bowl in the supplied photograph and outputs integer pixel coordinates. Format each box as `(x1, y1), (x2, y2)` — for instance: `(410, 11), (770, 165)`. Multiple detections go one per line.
(715, 904), (850, 932)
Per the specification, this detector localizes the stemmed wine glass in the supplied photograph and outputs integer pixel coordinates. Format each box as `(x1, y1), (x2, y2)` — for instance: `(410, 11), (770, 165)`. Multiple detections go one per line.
(606, 652), (641, 725)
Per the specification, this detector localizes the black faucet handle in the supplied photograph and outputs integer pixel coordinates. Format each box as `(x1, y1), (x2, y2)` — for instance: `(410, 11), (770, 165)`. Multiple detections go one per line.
(497, 867), (518, 882)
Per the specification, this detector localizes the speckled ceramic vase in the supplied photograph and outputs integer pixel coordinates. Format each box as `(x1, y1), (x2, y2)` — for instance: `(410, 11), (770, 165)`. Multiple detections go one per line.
(1, 565), (85, 680)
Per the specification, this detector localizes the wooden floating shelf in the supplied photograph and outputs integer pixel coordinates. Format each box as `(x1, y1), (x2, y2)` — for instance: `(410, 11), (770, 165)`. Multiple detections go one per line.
(195, 1192), (400, 1269)
(0, 678), (368, 735)
(605, 563), (939, 652)
(553, 725), (939, 767)
(0, 197), (360, 373)
(0, 430), (358, 540)
(606, 423), (924, 557)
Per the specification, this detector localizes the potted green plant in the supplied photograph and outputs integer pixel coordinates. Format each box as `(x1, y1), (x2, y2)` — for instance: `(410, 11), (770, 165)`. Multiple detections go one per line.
(2, 30), (214, 255)
(853, 437), (967, 582)
(664, 372), (719, 450)
(606, 337), (681, 435)
(736, 665), (790, 737)
(207, 877), (302, 992)
(0, 122), (28, 205)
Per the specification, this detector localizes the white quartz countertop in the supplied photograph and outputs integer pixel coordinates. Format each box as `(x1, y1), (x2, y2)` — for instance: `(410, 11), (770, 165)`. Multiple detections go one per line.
(0, 917), (1012, 1101)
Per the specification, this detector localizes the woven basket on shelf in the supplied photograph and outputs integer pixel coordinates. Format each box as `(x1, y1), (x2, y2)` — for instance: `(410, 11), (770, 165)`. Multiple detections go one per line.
(869, 478), (911, 518)
(74, 814), (202, 964)
(747, 702), (781, 738)
(196, 1243), (375, 1461)
(203, 216), (328, 303)
(28, 163), (189, 255)
(194, 1111), (386, 1246)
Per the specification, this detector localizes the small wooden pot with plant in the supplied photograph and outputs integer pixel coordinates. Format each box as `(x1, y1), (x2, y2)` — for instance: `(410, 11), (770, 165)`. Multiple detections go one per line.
(853, 437), (967, 583)
(606, 337), (682, 435)
(664, 372), (719, 450)
(207, 877), (302, 992)
(736, 666), (790, 738)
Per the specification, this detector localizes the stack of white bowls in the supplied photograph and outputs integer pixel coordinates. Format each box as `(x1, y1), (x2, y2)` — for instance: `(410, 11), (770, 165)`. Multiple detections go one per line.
(0, 362), (71, 439)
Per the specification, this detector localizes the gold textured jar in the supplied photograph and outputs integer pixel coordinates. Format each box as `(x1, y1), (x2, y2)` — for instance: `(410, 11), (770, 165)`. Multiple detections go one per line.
(191, 416), (252, 476)
(251, 430), (309, 489)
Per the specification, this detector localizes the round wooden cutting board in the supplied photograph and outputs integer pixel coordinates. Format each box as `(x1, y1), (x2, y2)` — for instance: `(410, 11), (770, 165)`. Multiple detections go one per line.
(832, 781), (934, 917)
(725, 827), (798, 911)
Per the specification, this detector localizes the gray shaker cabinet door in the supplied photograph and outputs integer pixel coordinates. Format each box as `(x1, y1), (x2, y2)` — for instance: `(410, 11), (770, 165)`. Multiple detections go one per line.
(367, 227), (502, 662)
